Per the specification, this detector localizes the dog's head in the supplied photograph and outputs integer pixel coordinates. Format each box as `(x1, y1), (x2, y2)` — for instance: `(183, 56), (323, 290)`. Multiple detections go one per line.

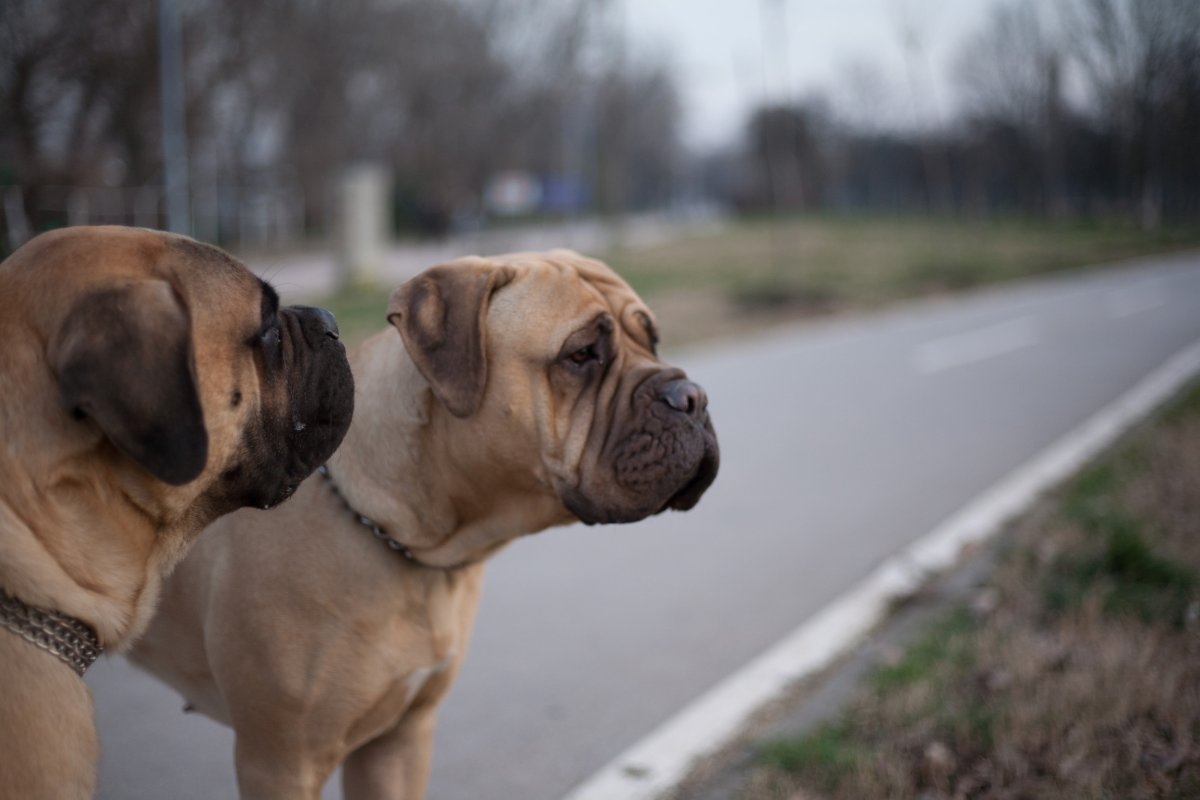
(7, 227), (354, 526)
(388, 249), (718, 527)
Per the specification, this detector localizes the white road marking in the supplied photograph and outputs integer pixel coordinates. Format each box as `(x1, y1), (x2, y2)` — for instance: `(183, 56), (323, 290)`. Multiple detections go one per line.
(560, 336), (1200, 800)
(1108, 280), (1167, 318)
(912, 316), (1038, 374)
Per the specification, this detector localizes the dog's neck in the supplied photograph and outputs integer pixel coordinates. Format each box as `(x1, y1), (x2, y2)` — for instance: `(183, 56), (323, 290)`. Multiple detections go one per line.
(0, 340), (179, 646)
(0, 472), (192, 648)
(326, 330), (570, 569)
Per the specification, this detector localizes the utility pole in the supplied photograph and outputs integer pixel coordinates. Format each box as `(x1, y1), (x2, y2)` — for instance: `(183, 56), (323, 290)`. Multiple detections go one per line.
(159, 0), (191, 234)
(759, 0), (791, 286)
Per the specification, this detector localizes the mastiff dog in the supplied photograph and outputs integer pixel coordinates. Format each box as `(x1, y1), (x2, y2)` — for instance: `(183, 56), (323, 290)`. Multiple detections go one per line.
(131, 250), (719, 799)
(0, 226), (354, 799)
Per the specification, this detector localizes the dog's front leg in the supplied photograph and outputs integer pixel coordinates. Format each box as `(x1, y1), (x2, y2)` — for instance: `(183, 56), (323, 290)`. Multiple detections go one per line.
(341, 705), (439, 800)
(0, 638), (100, 800)
(233, 732), (335, 800)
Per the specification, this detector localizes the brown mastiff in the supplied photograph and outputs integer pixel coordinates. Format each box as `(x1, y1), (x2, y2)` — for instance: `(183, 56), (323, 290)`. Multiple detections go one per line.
(131, 250), (719, 799)
(0, 226), (354, 798)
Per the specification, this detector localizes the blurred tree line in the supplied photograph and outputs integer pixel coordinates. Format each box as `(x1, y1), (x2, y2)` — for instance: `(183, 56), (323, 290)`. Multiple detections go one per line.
(726, 0), (1200, 227)
(5, 0), (1198, 254)
(0, 0), (678, 244)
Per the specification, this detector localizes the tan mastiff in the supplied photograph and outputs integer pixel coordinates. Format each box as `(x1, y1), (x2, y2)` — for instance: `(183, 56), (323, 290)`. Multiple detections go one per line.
(0, 226), (354, 799)
(131, 250), (719, 799)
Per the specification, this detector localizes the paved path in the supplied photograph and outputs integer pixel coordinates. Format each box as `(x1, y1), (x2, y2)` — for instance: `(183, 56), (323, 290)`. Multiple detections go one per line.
(87, 251), (1200, 799)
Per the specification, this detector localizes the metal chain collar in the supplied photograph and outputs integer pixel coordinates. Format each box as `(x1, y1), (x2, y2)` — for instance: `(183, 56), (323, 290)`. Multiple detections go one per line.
(316, 464), (472, 571)
(0, 591), (103, 677)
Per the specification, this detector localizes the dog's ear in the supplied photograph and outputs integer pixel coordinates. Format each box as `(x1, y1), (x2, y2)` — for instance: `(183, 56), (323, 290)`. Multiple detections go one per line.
(52, 280), (208, 485)
(387, 260), (515, 418)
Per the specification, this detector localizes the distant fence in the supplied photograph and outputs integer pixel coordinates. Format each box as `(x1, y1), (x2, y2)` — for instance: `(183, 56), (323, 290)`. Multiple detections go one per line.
(1, 183), (306, 254)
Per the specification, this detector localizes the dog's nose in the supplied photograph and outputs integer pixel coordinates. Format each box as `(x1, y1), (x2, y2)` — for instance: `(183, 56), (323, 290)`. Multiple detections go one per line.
(292, 305), (341, 341)
(313, 307), (340, 340)
(661, 379), (707, 416)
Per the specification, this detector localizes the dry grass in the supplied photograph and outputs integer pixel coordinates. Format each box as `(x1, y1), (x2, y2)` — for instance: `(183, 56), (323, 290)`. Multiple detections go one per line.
(605, 216), (1200, 349)
(314, 216), (1200, 351)
(740, 383), (1200, 800)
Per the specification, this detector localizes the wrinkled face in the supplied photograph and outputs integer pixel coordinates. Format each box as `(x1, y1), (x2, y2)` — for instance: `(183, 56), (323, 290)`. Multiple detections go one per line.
(30, 229), (354, 523)
(392, 250), (718, 527)
(166, 239), (357, 516)
(491, 255), (718, 524)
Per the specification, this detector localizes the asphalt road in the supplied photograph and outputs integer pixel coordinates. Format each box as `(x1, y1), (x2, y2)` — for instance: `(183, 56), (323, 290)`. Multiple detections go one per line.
(87, 251), (1200, 799)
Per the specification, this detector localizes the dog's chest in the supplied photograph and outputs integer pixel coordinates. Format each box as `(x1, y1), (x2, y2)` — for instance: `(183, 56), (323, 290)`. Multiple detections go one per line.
(342, 637), (458, 753)
(368, 592), (466, 718)
(348, 568), (483, 745)
(392, 610), (460, 706)
(401, 652), (454, 705)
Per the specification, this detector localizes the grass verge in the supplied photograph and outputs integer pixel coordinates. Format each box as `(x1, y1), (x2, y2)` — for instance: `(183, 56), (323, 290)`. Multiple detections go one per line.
(311, 215), (1200, 350)
(729, 379), (1200, 800)
(605, 215), (1200, 348)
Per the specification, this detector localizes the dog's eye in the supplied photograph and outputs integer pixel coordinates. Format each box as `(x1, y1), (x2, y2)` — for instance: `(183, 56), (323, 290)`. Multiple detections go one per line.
(247, 320), (281, 350)
(566, 345), (598, 366)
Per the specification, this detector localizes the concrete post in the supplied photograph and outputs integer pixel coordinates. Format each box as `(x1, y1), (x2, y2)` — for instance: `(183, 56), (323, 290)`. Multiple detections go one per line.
(337, 164), (390, 286)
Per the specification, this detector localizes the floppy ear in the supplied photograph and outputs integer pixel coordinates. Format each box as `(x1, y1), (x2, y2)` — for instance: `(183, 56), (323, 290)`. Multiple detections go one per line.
(52, 280), (208, 486)
(387, 260), (515, 418)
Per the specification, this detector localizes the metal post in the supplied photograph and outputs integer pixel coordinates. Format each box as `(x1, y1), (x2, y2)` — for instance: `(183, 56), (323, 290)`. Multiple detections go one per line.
(159, 0), (190, 234)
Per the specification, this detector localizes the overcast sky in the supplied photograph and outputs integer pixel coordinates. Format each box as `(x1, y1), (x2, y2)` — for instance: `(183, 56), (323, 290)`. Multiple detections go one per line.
(619, 0), (997, 150)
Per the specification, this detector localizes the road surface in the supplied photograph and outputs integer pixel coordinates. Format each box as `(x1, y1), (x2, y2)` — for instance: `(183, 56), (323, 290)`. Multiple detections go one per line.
(87, 251), (1200, 799)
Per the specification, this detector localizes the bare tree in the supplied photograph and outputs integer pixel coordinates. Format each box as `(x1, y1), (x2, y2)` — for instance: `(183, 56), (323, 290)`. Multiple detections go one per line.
(953, 0), (1068, 216)
(1, 0), (684, 247)
(1068, 0), (1200, 225)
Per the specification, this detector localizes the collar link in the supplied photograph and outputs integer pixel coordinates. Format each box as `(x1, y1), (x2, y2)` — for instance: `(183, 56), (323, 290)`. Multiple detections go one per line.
(0, 591), (103, 677)
(316, 464), (474, 571)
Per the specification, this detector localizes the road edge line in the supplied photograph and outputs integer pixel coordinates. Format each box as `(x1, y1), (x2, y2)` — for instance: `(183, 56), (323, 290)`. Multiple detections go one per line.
(560, 336), (1200, 800)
